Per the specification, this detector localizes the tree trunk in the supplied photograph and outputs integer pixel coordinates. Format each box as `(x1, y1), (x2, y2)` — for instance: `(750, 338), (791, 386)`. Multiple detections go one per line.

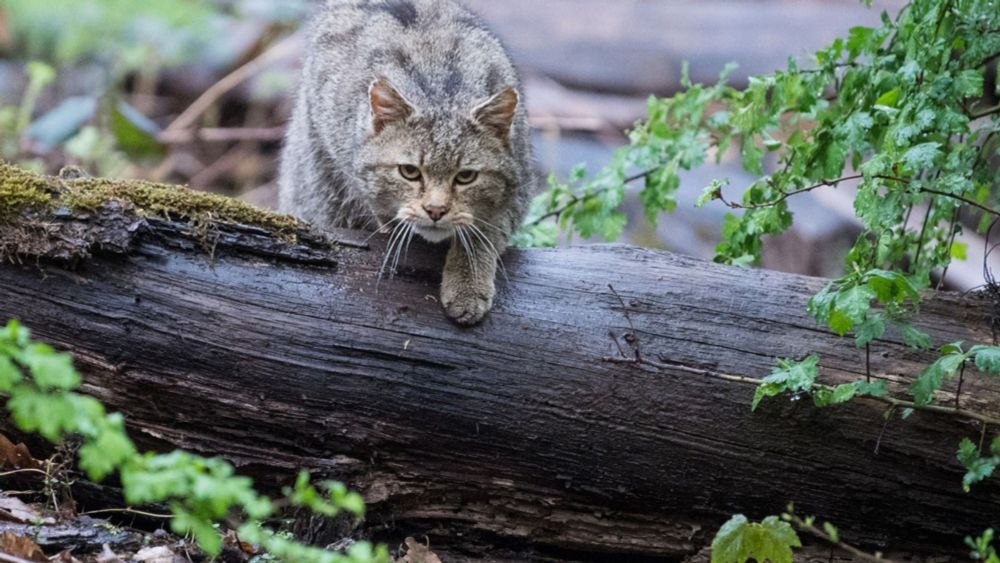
(1, 167), (998, 561)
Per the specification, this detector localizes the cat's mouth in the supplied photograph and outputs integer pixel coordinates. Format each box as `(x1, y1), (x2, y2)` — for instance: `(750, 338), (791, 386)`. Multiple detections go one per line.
(414, 224), (454, 243)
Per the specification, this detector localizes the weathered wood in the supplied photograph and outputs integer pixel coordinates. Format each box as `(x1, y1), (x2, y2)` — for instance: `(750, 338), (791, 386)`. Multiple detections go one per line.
(1, 173), (999, 560)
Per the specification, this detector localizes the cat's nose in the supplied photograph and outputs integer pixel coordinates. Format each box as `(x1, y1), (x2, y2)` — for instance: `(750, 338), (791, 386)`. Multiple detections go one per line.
(423, 205), (450, 222)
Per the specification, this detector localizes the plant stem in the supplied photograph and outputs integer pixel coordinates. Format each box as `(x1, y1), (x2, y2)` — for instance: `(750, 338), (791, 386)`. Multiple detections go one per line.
(788, 513), (894, 562)
(956, 361), (966, 409)
(604, 356), (1000, 427)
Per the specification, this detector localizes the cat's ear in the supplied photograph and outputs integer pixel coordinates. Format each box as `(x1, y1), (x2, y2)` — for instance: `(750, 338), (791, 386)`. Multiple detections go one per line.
(472, 86), (518, 141)
(369, 77), (415, 134)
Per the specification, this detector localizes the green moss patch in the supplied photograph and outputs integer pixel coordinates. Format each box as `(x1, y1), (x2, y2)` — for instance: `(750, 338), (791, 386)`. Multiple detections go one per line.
(0, 161), (301, 234)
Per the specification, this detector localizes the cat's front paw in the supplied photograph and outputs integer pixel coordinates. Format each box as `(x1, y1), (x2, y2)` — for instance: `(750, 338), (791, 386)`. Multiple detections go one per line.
(441, 285), (494, 326)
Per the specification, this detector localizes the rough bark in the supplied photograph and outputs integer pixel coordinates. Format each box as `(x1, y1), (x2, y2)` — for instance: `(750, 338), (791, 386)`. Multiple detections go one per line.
(1, 169), (999, 561)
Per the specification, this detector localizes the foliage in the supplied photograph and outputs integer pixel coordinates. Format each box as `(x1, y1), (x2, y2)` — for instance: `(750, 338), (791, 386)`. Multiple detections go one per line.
(967, 529), (1000, 562)
(0, 319), (388, 563)
(710, 514), (800, 563)
(523, 0), (1000, 297)
(910, 342), (1000, 406)
(958, 436), (1000, 492)
(750, 355), (887, 411)
(2, 0), (222, 73)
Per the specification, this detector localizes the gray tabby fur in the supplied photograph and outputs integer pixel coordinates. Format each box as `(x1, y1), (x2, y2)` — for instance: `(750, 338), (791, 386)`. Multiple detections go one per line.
(279, 0), (535, 325)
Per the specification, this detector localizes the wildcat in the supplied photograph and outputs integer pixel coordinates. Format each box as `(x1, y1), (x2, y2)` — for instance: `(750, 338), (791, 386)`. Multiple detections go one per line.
(279, 0), (535, 326)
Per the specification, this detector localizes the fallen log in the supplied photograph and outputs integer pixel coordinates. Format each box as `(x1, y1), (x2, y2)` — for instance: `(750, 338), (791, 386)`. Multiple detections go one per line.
(1, 163), (998, 561)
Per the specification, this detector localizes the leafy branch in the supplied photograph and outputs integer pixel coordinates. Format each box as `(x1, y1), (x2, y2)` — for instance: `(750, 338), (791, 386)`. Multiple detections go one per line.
(0, 319), (388, 562)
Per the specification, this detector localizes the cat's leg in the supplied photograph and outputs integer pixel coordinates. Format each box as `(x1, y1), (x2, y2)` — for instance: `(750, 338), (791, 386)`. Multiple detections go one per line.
(440, 229), (506, 326)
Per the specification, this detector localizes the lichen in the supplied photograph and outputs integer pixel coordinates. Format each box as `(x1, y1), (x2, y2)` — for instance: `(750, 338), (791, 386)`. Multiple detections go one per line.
(0, 161), (301, 235)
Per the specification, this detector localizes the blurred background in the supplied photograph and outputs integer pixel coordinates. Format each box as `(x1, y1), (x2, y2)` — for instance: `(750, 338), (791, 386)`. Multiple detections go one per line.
(2, 0), (935, 282)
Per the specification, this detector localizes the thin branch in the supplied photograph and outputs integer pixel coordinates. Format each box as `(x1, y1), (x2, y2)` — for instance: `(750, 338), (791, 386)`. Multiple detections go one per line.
(0, 468), (48, 478)
(718, 174), (1000, 220)
(920, 188), (1000, 218)
(528, 168), (657, 226)
(969, 104), (1000, 120)
(163, 34), (299, 134)
(158, 126), (286, 145)
(81, 507), (173, 519)
(788, 513), (895, 563)
(956, 361), (966, 409)
(603, 356), (1000, 427)
(719, 174), (908, 210)
(608, 284), (641, 363)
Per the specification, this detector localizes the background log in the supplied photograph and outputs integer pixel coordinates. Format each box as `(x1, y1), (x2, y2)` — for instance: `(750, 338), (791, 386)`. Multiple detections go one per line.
(1, 168), (998, 561)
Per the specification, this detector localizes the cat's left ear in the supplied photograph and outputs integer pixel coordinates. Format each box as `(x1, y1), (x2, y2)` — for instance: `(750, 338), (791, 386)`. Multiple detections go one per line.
(472, 87), (519, 141)
(370, 77), (416, 134)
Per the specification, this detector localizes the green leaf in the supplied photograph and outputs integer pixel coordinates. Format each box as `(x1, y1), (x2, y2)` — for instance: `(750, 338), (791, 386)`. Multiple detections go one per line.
(874, 87), (901, 108)
(972, 346), (1000, 374)
(22, 345), (79, 390)
(110, 100), (164, 159)
(951, 241), (968, 261)
(911, 352), (966, 406)
(711, 514), (801, 563)
(0, 356), (23, 392)
(902, 325), (932, 350)
(854, 314), (886, 347)
(753, 356), (819, 411)
(957, 438), (1000, 493)
(901, 142), (942, 172)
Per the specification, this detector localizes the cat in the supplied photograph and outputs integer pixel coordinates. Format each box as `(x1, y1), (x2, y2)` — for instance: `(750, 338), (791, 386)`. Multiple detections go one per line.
(278, 0), (535, 326)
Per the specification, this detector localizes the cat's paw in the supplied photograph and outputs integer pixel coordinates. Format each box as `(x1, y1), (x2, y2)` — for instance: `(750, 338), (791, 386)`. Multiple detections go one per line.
(441, 287), (493, 326)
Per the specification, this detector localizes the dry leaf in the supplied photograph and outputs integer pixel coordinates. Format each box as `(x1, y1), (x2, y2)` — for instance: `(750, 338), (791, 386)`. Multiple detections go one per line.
(0, 432), (43, 470)
(402, 537), (443, 563)
(96, 544), (126, 563)
(0, 494), (52, 524)
(0, 531), (48, 562)
(133, 545), (184, 563)
(50, 550), (82, 563)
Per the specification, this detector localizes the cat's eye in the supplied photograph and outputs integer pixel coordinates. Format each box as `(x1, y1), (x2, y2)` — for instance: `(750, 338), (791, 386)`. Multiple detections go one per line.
(454, 170), (479, 185)
(398, 164), (422, 181)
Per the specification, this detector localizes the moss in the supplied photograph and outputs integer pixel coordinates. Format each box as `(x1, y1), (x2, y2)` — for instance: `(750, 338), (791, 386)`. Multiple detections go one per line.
(0, 161), (301, 234)
(0, 162), (52, 219)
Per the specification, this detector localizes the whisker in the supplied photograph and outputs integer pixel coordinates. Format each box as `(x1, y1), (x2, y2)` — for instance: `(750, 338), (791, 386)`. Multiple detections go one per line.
(456, 227), (478, 278)
(377, 221), (407, 286)
(363, 217), (402, 244)
(391, 222), (414, 275)
(468, 224), (508, 282)
(474, 217), (509, 237)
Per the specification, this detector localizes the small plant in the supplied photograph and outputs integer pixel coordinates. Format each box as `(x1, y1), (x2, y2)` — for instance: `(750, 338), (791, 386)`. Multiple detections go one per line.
(0, 319), (388, 562)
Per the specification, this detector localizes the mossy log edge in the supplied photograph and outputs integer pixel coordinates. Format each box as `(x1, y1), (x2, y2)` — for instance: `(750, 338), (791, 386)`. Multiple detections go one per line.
(1, 164), (998, 561)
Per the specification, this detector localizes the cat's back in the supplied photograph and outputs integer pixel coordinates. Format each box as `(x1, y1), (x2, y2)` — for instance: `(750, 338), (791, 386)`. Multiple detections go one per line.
(306, 0), (519, 110)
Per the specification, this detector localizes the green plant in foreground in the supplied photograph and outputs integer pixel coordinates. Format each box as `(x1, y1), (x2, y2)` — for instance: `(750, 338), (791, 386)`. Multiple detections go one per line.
(0, 319), (388, 563)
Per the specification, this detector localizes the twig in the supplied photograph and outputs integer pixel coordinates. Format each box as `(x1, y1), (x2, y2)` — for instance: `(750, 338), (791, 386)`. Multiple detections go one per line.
(603, 356), (1000, 427)
(528, 168), (658, 226)
(865, 343), (871, 384)
(163, 34), (299, 134)
(913, 198), (935, 273)
(0, 553), (37, 563)
(874, 406), (895, 455)
(0, 468), (48, 478)
(919, 188), (1000, 218)
(788, 513), (895, 563)
(955, 361), (966, 409)
(81, 507), (173, 519)
(719, 175), (1000, 219)
(157, 126), (286, 145)
(718, 174), (908, 210)
(608, 284), (641, 363)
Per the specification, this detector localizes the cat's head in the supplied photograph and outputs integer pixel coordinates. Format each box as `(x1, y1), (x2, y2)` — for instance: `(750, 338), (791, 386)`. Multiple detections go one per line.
(357, 77), (519, 243)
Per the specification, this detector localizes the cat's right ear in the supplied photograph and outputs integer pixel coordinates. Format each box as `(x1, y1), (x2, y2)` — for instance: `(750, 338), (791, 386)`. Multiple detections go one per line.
(369, 78), (415, 134)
